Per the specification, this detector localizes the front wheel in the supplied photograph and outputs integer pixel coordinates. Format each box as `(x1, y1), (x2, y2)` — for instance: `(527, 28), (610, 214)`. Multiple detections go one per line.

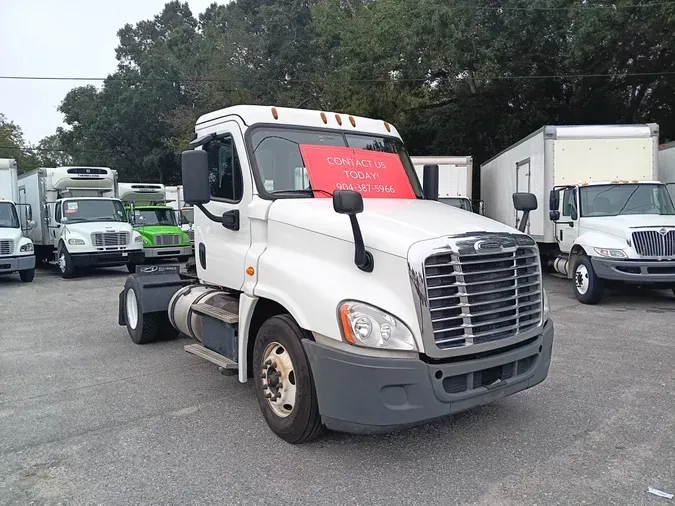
(19, 268), (35, 283)
(573, 255), (604, 304)
(252, 314), (324, 444)
(58, 246), (76, 279)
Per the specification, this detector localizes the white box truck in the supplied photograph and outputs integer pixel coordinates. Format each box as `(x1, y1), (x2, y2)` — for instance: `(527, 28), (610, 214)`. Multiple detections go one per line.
(165, 184), (195, 244)
(118, 105), (554, 444)
(18, 167), (144, 278)
(480, 124), (675, 304)
(411, 156), (477, 213)
(0, 159), (36, 282)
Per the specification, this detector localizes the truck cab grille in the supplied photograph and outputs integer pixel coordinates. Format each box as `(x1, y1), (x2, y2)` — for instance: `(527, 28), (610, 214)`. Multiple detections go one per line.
(424, 242), (542, 350)
(155, 234), (182, 246)
(632, 230), (675, 257)
(91, 232), (129, 247)
(0, 240), (13, 256)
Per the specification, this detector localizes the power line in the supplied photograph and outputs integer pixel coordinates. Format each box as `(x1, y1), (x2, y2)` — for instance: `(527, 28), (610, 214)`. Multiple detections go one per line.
(458, 1), (675, 9)
(1, 70), (675, 84)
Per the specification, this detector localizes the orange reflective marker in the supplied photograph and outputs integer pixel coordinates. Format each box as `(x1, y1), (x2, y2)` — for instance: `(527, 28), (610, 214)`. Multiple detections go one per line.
(246, 266), (255, 276)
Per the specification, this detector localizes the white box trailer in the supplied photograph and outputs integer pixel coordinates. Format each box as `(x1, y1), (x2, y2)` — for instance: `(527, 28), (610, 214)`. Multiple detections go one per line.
(480, 124), (675, 305)
(411, 156), (475, 212)
(658, 141), (675, 200)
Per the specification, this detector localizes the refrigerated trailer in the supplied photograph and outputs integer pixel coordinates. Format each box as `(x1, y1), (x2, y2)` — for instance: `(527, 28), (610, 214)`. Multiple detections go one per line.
(19, 167), (144, 278)
(480, 124), (675, 304)
(411, 156), (477, 213)
(0, 159), (35, 282)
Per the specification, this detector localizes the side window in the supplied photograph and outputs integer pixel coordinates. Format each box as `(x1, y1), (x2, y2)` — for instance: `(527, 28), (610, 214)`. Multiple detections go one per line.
(206, 136), (244, 202)
(562, 189), (576, 217)
(54, 203), (62, 223)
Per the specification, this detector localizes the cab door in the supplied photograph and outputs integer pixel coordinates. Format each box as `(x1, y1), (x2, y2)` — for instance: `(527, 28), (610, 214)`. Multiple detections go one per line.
(555, 188), (579, 253)
(196, 122), (253, 290)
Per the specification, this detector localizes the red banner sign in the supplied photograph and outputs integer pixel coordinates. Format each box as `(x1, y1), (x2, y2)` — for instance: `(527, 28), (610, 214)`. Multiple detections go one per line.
(299, 144), (416, 199)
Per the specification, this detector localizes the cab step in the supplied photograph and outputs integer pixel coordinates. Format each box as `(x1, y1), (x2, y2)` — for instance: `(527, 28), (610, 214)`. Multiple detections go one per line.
(191, 302), (239, 324)
(184, 343), (238, 370)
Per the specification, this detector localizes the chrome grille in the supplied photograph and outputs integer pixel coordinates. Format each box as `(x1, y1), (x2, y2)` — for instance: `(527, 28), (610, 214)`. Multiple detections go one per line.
(632, 230), (675, 257)
(0, 240), (13, 256)
(155, 234), (182, 246)
(424, 243), (542, 350)
(187, 229), (194, 243)
(91, 232), (129, 247)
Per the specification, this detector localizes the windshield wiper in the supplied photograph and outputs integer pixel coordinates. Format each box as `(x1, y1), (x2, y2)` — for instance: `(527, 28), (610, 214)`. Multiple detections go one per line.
(270, 189), (333, 197)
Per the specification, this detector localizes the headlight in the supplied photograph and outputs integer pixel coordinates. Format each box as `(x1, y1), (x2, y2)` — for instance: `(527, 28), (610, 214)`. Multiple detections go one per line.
(68, 238), (85, 246)
(20, 242), (34, 252)
(594, 247), (626, 258)
(338, 301), (417, 351)
(543, 288), (550, 320)
(135, 235), (144, 243)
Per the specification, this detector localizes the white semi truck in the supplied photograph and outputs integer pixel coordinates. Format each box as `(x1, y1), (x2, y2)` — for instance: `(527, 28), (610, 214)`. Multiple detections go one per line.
(480, 123), (675, 304)
(19, 167), (144, 278)
(411, 156), (477, 213)
(0, 159), (36, 282)
(118, 105), (553, 444)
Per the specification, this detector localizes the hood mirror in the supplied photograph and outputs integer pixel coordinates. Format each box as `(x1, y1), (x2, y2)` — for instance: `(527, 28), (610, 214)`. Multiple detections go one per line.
(333, 190), (373, 273)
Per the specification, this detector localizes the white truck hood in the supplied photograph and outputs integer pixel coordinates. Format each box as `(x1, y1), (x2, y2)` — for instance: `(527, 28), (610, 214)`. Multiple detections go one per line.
(582, 215), (675, 240)
(268, 198), (520, 258)
(63, 222), (131, 233)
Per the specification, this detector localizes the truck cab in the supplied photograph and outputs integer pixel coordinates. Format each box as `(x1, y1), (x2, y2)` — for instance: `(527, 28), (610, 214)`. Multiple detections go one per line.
(549, 180), (675, 302)
(118, 183), (192, 271)
(119, 105), (553, 444)
(0, 158), (36, 282)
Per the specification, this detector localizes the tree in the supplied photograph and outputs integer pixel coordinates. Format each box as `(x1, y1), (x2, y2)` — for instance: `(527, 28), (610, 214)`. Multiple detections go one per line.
(0, 113), (38, 173)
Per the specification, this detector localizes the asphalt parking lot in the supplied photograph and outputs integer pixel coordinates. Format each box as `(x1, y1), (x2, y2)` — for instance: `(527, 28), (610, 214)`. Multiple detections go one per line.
(1, 266), (674, 506)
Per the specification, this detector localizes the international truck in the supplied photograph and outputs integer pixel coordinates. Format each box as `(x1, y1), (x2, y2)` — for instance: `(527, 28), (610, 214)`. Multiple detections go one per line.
(411, 156), (481, 213)
(118, 182), (193, 271)
(0, 159), (36, 282)
(118, 105), (553, 444)
(480, 123), (675, 304)
(19, 167), (144, 278)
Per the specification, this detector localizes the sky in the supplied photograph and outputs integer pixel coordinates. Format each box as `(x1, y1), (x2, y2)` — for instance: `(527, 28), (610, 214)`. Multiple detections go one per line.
(0, 0), (215, 144)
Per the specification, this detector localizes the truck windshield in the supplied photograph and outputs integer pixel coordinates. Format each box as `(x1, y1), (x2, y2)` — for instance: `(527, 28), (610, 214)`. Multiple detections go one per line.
(580, 184), (675, 217)
(0, 202), (20, 228)
(62, 199), (127, 223)
(136, 208), (177, 226)
(439, 197), (473, 212)
(249, 127), (423, 197)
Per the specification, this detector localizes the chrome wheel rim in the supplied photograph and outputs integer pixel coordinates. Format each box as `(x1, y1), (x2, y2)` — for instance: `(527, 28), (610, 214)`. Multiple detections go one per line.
(126, 288), (139, 330)
(260, 342), (297, 418)
(58, 253), (66, 273)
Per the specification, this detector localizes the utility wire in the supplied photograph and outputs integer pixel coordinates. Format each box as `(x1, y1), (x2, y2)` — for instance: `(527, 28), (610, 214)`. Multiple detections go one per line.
(1, 71), (675, 83)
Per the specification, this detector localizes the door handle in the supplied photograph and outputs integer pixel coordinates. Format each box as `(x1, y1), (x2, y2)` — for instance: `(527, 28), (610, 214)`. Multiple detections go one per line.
(221, 210), (240, 231)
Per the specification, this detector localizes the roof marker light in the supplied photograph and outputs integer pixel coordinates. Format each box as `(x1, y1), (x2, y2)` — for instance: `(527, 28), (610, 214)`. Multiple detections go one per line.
(271, 107), (279, 120)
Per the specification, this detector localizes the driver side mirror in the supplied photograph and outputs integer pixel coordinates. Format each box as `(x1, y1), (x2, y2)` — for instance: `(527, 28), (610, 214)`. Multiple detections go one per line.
(333, 190), (364, 215)
(181, 150), (211, 205)
(570, 207), (578, 221)
(27, 220), (36, 230)
(548, 189), (560, 221)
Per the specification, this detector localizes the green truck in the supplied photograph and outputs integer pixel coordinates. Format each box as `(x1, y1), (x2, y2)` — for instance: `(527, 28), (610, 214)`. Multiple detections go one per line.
(118, 183), (193, 272)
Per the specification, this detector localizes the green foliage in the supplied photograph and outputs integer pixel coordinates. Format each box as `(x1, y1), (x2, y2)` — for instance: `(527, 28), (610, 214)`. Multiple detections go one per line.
(0, 113), (39, 173)
(41, 0), (675, 189)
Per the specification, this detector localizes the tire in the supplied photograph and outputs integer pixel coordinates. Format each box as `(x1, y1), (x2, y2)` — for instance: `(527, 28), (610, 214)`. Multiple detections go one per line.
(19, 268), (35, 283)
(178, 256), (190, 263)
(123, 276), (165, 344)
(252, 314), (324, 444)
(573, 255), (604, 304)
(57, 246), (77, 279)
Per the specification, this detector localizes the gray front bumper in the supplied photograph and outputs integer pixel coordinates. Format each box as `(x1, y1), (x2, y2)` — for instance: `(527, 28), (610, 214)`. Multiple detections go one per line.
(0, 254), (36, 273)
(143, 245), (193, 259)
(302, 319), (554, 434)
(591, 257), (675, 283)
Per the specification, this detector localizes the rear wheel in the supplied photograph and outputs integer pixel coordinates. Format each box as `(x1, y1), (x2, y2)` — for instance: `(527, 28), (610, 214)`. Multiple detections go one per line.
(573, 255), (604, 304)
(123, 277), (164, 344)
(252, 314), (324, 444)
(19, 268), (35, 282)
